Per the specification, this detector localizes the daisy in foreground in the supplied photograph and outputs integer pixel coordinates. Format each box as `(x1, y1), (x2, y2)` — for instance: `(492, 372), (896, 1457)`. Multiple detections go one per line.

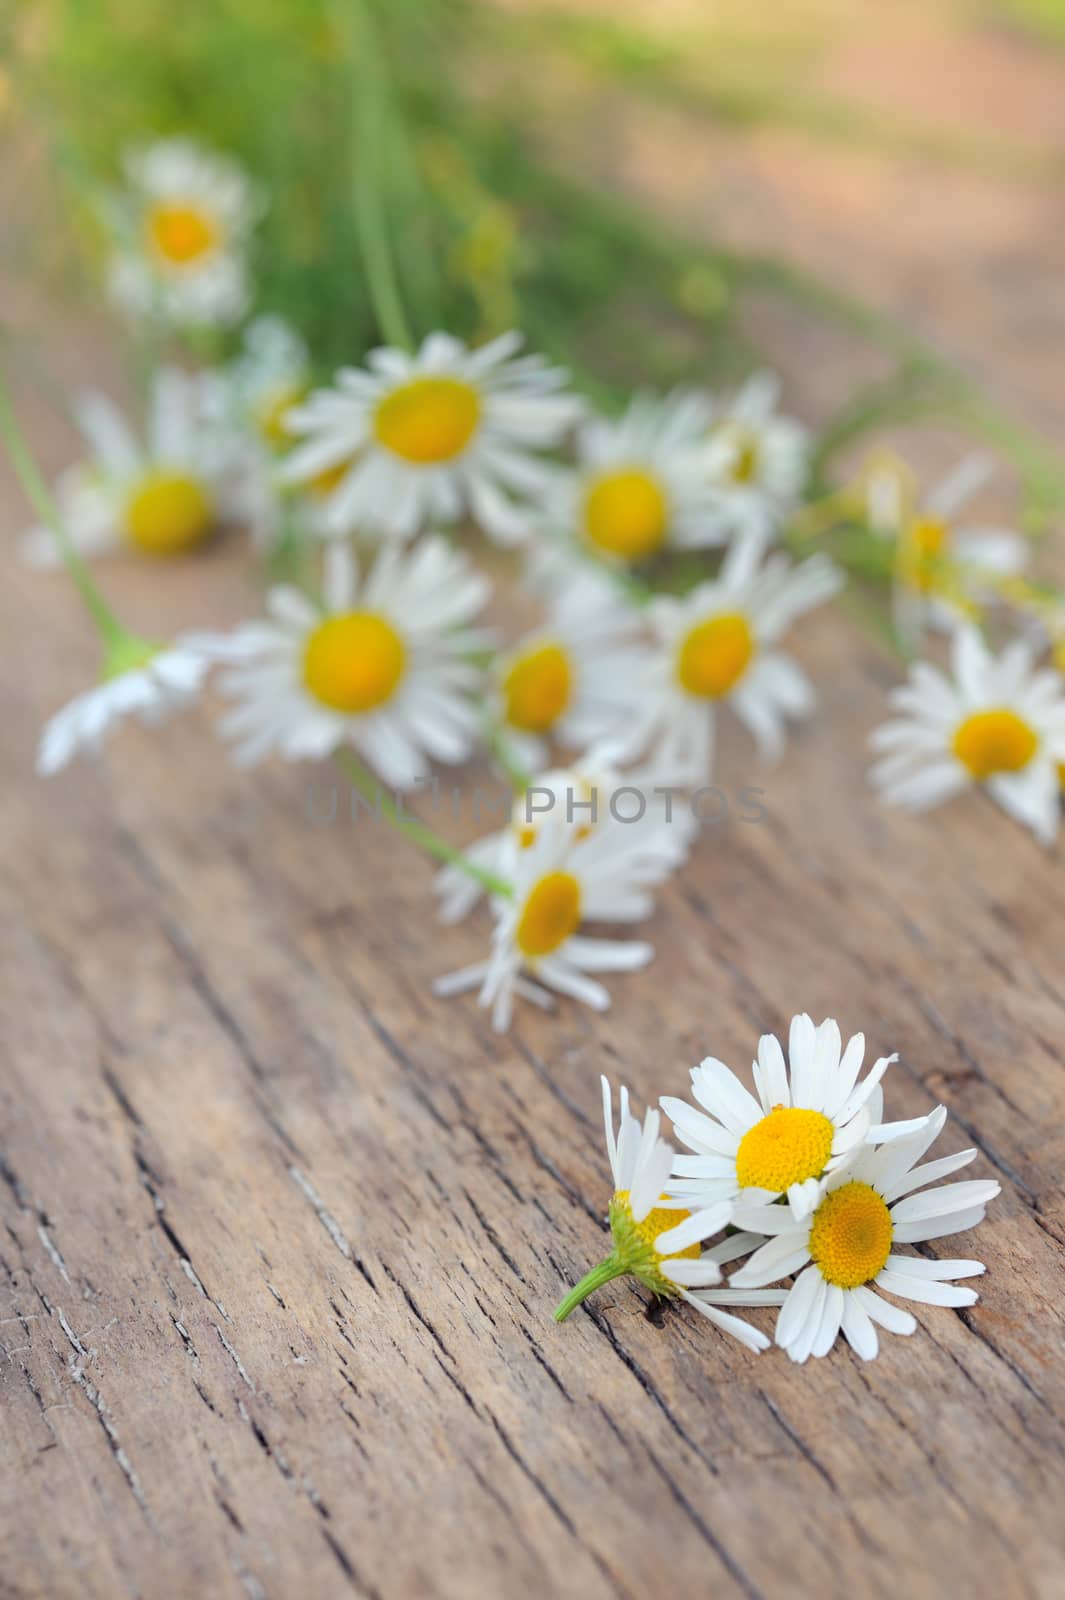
(543, 389), (724, 569)
(23, 367), (250, 565)
(662, 1015), (903, 1224)
(434, 815), (661, 1033)
(282, 331), (581, 543)
(212, 538), (490, 787)
(723, 1105), (999, 1363)
(552, 1080), (779, 1351)
(704, 371), (810, 542)
(106, 138), (262, 329)
(870, 623), (1065, 846)
(606, 532), (842, 784)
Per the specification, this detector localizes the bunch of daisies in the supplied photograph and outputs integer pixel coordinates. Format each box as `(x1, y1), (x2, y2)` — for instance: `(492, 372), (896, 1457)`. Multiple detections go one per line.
(556, 1017), (999, 1363)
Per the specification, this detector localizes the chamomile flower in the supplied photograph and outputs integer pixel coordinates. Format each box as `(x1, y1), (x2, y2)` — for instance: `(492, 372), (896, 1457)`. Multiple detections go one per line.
(281, 331), (580, 543)
(870, 623), (1065, 845)
(37, 632), (241, 776)
(723, 1106), (999, 1363)
(553, 1079), (776, 1351)
(544, 389), (723, 569)
(23, 367), (253, 565)
(489, 571), (650, 773)
(704, 372), (809, 542)
(212, 538), (490, 788)
(662, 1016), (903, 1223)
(433, 814), (659, 1033)
(868, 453), (1027, 641)
(605, 532), (842, 785)
(221, 315), (311, 449)
(434, 755), (695, 925)
(107, 138), (262, 329)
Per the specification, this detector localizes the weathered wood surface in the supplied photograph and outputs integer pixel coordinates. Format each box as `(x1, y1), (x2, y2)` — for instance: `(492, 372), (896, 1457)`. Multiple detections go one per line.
(4, 14), (1065, 1598)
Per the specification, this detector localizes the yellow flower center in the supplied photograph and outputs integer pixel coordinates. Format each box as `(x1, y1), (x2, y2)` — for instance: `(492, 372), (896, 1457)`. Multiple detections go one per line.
(583, 469), (668, 560)
(722, 426), (760, 484)
(734, 1106), (835, 1193)
(900, 516), (950, 593)
(952, 708), (1038, 780)
(676, 611), (754, 698)
(502, 642), (573, 733)
(515, 870), (581, 958)
(307, 456), (355, 498)
(373, 376), (481, 464)
(614, 1192), (701, 1260)
(125, 471), (214, 555)
(302, 612), (406, 713)
(146, 202), (219, 266)
(808, 1180), (893, 1289)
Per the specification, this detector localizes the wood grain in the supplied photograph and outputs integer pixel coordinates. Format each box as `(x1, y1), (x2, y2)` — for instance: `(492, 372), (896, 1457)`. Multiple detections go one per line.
(4, 13), (1065, 1591)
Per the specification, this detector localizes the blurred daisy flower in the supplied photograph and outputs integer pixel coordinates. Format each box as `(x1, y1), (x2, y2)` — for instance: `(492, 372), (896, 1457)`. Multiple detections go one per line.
(281, 331), (581, 543)
(434, 813), (659, 1032)
(704, 372), (809, 542)
(434, 753), (695, 925)
(870, 623), (1065, 845)
(867, 452), (1027, 642)
(212, 539), (490, 787)
(37, 630), (242, 776)
(553, 1079), (777, 1350)
(725, 1105), (999, 1363)
(542, 389), (724, 570)
(23, 367), (254, 564)
(662, 1015), (905, 1224)
(489, 570), (650, 773)
(219, 314), (311, 449)
(107, 138), (263, 330)
(606, 533), (842, 785)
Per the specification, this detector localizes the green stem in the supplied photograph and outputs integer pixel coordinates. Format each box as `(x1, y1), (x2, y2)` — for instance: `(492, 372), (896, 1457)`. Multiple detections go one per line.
(348, 0), (415, 350)
(554, 1255), (627, 1322)
(334, 750), (513, 898)
(0, 358), (125, 646)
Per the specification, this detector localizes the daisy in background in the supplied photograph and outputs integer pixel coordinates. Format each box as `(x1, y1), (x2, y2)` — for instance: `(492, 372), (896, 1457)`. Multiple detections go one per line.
(211, 539), (491, 787)
(870, 622), (1065, 846)
(106, 138), (262, 330)
(604, 531), (842, 785)
(553, 1079), (781, 1351)
(281, 331), (581, 543)
(217, 314), (311, 450)
(542, 389), (724, 572)
(662, 1015), (906, 1224)
(434, 753), (696, 925)
(704, 371), (810, 542)
(434, 811), (666, 1032)
(866, 452), (1027, 643)
(22, 366), (258, 564)
(721, 1105), (999, 1363)
(489, 569), (651, 773)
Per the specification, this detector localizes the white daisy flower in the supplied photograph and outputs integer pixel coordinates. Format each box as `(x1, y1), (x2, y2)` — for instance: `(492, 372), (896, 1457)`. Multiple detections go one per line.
(433, 813), (659, 1033)
(212, 538), (490, 788)
(434, 753), (696, 925)
(220, 314), (311, 449)
(553, 1079), (778, 1351)
(605, 532), (842, 785)
(281, 331), (581, 543)
(868, 453), (1028, 641)
(37, 632), (244, 777)
(23, 367), (254, 565)
(721, 1105), (999, 1363)
(662, 1015), (907, 1224)
(107, 138), (262, 329)
(543, 389), (723, 569)
(704, 372), (810, 542)
(870, 623), (1065, 846)
(489, 570), (651, 773)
